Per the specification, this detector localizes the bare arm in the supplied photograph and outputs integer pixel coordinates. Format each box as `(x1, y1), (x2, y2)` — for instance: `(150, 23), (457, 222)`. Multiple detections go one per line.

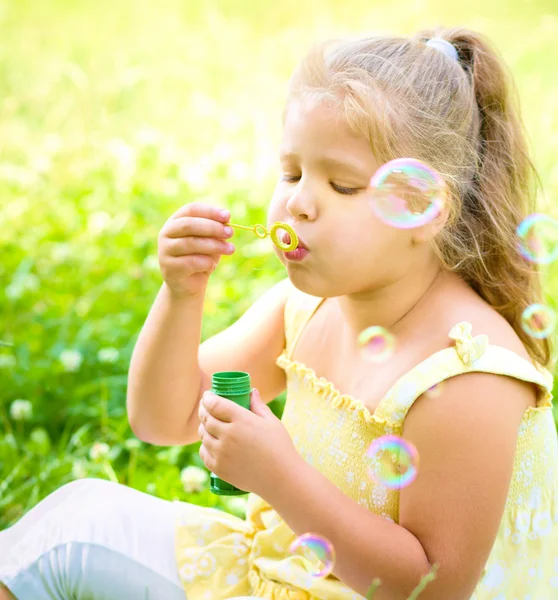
(126, 282), (206, 445)
(127, 278), (290, 446)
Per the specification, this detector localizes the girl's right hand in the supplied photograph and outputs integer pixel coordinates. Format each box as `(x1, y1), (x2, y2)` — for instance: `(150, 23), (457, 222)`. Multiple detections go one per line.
(158, 202), (235, 299)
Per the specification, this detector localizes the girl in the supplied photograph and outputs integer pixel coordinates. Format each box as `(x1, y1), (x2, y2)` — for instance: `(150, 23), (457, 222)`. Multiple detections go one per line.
(1, 25), (558, 600)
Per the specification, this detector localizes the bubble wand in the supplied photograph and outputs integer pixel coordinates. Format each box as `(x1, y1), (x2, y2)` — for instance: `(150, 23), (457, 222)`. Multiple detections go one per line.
(225, 221), (298, 252)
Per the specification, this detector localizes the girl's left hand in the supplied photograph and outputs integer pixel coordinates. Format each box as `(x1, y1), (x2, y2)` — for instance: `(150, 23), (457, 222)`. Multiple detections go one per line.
(197, 388), (299, 497)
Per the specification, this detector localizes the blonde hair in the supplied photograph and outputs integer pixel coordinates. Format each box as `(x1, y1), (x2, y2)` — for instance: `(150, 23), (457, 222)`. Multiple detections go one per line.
(286, 26), (551, 367)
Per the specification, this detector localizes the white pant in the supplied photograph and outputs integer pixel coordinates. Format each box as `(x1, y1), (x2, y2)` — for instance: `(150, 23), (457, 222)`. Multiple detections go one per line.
(0, 478), (187, 600)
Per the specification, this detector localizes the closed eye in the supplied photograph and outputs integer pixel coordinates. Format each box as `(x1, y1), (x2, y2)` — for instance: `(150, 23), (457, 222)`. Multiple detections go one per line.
(281, 175), (360, 196)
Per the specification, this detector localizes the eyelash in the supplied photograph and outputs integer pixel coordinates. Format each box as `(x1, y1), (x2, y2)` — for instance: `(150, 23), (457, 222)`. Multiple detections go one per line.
(281, 175), (360, 196)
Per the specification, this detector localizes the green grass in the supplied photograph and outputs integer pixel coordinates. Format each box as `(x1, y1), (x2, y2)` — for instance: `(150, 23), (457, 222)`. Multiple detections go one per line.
(1, 0), (557, 534)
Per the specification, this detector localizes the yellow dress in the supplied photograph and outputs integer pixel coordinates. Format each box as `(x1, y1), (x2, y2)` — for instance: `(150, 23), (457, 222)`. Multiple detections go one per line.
(174, 284), (558, 600)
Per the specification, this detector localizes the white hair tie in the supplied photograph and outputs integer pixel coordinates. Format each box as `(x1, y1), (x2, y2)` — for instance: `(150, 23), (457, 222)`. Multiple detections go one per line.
(425, 37), (459, 62)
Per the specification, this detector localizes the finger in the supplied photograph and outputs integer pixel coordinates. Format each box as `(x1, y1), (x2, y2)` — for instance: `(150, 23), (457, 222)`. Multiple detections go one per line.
(203, 413), (226, 438)
(165, 216), (233, 240)
(199, 426), (219, 451)
(165, 236), (235, 258)
(169, 254), (219, 275)
(198, 405), (224, 437)
(198, 401), (207, 423)
(199, 443), (216, 471)
(202, 391), (236, 423)
(171, 203), (230, 224)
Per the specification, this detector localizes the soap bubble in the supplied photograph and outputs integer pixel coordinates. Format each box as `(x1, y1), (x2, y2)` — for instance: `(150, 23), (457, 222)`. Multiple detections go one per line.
(357, 326), (396, 363)
(516, 214), (558, 264)
(367, 435), (419, 490)
(369, 158), (447, 229)
(521, 304), (556, 339)
(289, 533), (336, 578)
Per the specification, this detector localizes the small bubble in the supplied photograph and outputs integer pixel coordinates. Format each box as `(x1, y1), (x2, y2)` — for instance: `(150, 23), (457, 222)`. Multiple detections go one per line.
(357, 326), (396, 363)
(521, 304), (556, 339)
(516, 214), (558, 264)
(289, 533), (336, 578)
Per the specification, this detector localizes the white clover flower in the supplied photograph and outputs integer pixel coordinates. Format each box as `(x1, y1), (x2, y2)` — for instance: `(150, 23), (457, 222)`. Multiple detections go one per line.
(124, 437), (141, 451)
(97, 347), (119, 363)
(29, 427), (51, 454)
(3, 433), (16, 448)
(89, 441), (110, 462)
(180, 466), (209, 493)
(59, 349), (83, 372)
(10, 399), (32, 421)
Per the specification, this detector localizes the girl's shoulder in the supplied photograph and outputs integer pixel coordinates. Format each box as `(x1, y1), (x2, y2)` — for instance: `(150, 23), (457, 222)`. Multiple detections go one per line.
(398, 280), (553, 409)
(431, 283), (533, 363)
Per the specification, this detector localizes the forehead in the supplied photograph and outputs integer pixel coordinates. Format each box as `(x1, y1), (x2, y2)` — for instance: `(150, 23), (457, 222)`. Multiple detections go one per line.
(280, 98), (376, 169)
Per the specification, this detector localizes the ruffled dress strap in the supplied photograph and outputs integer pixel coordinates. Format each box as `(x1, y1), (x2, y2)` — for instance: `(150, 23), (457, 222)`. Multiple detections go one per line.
(374, 321), (554, 431)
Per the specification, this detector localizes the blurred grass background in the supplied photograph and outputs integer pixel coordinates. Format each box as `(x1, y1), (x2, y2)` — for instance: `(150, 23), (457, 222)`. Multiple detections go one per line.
(1, 0), (557, 528)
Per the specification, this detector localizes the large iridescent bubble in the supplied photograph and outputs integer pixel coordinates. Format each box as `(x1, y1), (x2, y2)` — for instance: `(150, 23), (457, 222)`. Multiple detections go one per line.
(367, 435), (419, 490)
(369, 158), (448, 229)
(516, 213), (558, 264)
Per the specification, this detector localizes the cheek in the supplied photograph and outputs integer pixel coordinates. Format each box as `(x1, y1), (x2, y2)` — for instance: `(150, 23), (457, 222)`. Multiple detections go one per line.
(334, 217), (404, 264)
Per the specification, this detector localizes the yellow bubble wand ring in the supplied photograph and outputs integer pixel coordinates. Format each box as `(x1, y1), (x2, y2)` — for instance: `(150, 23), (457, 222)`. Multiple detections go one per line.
(226, 221), (298, 252)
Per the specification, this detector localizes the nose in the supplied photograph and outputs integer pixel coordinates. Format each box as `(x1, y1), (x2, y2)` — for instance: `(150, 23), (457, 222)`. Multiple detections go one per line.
(285, 180), (317, 221)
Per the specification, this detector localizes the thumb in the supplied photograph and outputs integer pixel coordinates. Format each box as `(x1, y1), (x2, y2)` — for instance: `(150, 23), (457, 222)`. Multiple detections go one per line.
(250, 388), (274, 419)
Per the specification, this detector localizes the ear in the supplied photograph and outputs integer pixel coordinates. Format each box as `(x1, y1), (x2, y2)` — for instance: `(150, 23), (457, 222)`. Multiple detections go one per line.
(411, 200), (450, 244)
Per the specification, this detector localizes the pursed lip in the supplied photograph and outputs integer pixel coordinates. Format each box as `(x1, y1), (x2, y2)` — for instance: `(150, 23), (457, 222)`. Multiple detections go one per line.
(281, 230), (309, 251)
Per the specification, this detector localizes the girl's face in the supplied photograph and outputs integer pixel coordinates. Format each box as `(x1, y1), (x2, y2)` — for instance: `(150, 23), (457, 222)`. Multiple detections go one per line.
(268, 98), (425, 299)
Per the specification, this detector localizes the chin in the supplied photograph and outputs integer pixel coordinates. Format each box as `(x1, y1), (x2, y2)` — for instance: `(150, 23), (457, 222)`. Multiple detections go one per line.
(286, 268), (342, 299)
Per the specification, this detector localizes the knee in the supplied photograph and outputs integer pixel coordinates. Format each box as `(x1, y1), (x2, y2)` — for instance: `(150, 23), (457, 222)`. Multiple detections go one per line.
(57, 477), (114, 497)
(55, 478), (127, 515)
(28, 478), (124, 529)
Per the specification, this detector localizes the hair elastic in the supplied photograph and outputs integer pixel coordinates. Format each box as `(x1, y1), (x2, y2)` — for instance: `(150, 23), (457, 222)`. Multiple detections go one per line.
(425, 37), (459, 62)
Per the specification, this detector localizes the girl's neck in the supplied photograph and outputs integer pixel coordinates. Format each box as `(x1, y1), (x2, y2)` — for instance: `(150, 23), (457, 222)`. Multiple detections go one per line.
(333, 261), (450, 340)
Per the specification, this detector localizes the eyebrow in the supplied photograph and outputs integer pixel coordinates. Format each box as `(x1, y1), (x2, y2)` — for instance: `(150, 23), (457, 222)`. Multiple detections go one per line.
(280, 152), (369, 177)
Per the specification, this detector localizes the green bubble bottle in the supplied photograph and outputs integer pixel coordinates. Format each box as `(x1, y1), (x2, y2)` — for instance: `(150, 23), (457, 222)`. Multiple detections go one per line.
(209, 371), (252, 495)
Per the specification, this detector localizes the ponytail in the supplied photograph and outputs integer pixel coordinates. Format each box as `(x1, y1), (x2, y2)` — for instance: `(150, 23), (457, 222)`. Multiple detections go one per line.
(425, 27), (551, 367)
